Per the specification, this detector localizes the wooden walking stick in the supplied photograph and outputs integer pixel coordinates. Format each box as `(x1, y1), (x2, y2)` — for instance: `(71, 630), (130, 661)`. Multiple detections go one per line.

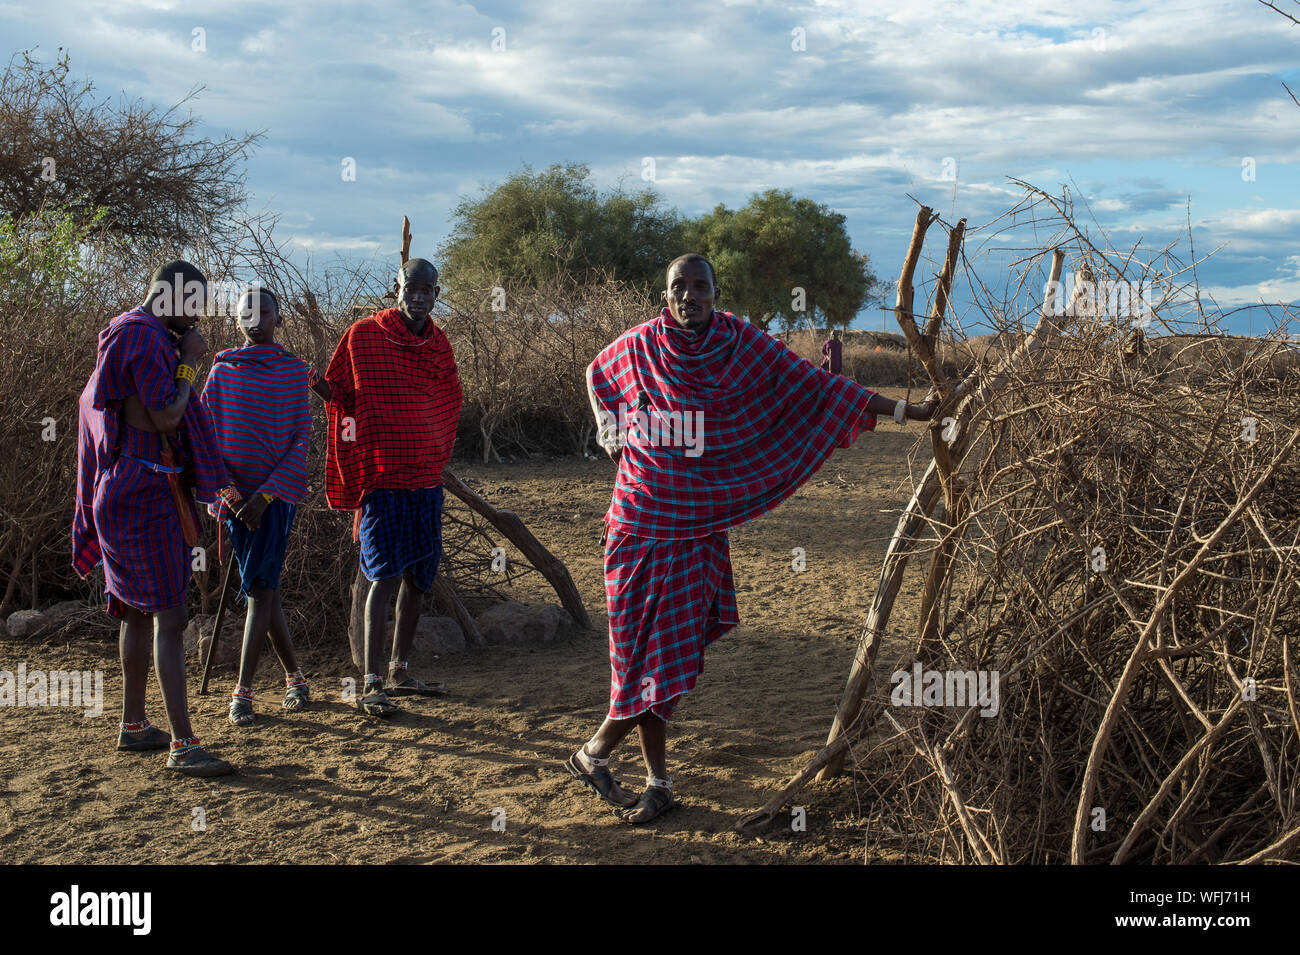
(199, 554), (237, 694)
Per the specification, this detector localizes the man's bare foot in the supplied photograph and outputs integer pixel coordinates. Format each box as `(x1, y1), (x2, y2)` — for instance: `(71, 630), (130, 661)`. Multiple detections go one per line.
(565, 746), (638, 808)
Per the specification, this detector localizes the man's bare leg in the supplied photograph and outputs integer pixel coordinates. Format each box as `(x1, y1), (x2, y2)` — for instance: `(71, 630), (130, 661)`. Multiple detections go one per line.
(390, 570), (421, 666)
(236, 587), (277, 688)
(153, 604), (194, 740)
(119, 608), (152, 725)
(229, 586), (275, 725)
(362, 575), (401, 714)
(266, 593), (308, 710)
(573, 714), (645, 807)
(151, 603), (233, 774)
(266, 593), (300, 675)
(621, 714), (671, 822)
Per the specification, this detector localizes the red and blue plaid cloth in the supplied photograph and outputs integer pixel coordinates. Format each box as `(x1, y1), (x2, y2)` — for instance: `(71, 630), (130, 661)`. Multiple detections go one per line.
(605, 529), (737, 721)
(589, 308), (876, 539)
(73, 307), (228, 616)
(200, 343), (311, 516)
(590, 308), (876, 720)
(324, 308), (462, 510)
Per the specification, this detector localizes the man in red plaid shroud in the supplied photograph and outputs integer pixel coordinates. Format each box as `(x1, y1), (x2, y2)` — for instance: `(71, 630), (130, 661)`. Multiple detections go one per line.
(318, 258), (462, 717)
(568, 253), (939, 823)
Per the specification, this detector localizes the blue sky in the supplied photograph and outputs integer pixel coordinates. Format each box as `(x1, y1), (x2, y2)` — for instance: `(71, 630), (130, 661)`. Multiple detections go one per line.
(3, 0), (1297, 334)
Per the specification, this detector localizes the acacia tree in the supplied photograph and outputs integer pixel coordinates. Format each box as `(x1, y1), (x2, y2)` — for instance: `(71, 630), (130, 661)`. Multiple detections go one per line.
(684, 189), (879, 332)
(0, 50), (261, 254)
(437, 162), (682, 296)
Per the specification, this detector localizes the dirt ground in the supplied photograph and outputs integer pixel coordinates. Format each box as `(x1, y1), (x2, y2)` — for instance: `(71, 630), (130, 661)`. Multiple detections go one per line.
(0, 389), (935, 864)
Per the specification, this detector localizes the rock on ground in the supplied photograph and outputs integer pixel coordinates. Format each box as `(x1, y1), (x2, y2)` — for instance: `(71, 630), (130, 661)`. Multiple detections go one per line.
(6, 609), (52, 639)
(475, 601), (574, 646)
(183, 614), (244, 668)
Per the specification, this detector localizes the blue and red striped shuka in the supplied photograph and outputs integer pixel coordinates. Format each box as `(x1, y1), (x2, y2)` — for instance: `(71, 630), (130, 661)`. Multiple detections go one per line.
(200, 343), (312, 599)
(589, 308), (877, 721)
(73, 308), (229, 617)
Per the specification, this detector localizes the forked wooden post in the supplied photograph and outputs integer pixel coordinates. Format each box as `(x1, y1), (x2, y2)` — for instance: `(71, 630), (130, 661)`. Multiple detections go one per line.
(812, 243), (1065, 782)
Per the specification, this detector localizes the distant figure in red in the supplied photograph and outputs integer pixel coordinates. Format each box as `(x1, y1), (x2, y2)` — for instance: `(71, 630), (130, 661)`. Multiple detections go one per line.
(820, 329), (844, 375)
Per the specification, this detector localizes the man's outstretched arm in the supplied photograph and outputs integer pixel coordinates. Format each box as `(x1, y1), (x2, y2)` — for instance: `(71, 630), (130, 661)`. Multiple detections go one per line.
(866, 391), (940, 423)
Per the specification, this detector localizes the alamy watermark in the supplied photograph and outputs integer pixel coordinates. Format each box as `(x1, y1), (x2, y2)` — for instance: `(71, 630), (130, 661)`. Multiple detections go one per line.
(0, 663), (103, 716)
(597, 401), (704, 458)
(1043, 272), (1164, 324)
(890, 662), (999, 717)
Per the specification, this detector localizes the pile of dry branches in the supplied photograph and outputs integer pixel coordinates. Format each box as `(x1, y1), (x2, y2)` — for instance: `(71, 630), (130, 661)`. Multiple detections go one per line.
(747, 186), (1300, 864)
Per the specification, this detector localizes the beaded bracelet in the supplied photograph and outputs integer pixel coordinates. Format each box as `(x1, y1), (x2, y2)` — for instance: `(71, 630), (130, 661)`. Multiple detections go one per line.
(218, 484), (244, 509)
(175, 363), (197, 384)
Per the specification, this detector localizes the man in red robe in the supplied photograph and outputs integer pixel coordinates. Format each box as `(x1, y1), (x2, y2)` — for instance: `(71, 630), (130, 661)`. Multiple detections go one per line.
(569, 254), (938, 822)
(821, 328), (844, 375)
(318, 258), (462, 717)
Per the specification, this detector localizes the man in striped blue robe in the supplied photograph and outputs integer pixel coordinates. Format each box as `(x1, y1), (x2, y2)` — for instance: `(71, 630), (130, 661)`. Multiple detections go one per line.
(200, 287), (313, 726)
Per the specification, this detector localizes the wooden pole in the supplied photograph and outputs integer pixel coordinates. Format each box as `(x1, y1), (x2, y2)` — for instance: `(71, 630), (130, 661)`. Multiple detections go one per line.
(814, 248), (1066, 781)
(199, 557), (237, 694)
(441, 471), (591, 630)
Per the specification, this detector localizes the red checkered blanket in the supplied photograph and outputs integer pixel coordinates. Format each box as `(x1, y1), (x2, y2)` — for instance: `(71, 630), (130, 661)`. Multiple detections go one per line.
(324, 308), (462, 509)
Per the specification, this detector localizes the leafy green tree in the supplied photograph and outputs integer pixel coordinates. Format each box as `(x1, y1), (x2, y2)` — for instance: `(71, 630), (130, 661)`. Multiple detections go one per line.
(438, 162), (683, 295)
(684, 189), (878, 332)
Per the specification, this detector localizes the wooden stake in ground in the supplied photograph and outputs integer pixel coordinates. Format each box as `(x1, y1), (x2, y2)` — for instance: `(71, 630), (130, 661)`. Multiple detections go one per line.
(199, 556), (237, 694)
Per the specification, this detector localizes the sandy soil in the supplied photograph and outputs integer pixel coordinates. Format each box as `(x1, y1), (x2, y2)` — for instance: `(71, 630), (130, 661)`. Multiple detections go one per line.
(0, 389), (935, 864)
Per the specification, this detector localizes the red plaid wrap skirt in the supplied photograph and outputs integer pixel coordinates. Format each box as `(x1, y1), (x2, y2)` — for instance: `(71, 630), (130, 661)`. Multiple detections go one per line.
(605, 528), (739, 722)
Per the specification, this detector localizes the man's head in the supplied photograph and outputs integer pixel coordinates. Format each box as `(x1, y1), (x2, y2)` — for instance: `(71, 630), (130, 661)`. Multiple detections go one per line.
(662, 253), (718, 331)
(145, 260), (208, 333)
(832, 329), (841, 340)
(237, 286), (281, 345)
(397, 258), (439, 331)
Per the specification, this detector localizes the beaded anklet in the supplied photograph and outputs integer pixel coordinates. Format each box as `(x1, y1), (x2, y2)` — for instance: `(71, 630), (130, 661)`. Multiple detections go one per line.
(285, 669), (308, 688)
(120, 719), (153, 733)
(231, 685), (254, 702)
(170, 736), (202, 757)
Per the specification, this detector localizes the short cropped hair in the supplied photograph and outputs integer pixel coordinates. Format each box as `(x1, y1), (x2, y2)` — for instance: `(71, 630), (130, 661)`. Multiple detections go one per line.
(666, 253), (716, 288)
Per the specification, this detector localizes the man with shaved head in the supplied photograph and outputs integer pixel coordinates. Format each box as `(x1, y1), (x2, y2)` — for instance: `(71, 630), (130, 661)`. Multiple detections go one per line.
(73, 260), (241, 776)
(569, 252), (938, 823)
(201, 286), (313, 726)
(318, 258), (462, 717)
